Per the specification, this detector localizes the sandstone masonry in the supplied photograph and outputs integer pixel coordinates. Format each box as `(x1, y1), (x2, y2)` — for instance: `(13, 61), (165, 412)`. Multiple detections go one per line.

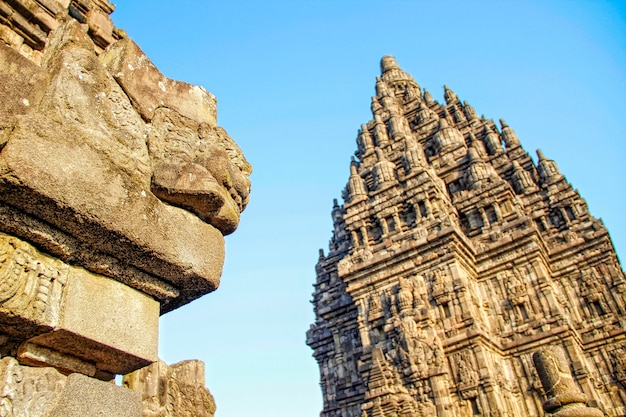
(0, 1), (251, 415)
(307, 56), (625, 417)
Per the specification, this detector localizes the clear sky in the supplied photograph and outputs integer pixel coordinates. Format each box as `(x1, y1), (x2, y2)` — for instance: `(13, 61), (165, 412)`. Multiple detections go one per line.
(112, 2), (625, 416)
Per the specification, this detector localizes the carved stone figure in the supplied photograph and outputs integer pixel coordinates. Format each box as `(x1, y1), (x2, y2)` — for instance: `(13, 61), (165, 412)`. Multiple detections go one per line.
(611, 345), (626, 389)
(457, 356), (478, 387)
(580, 268), (609, 316)
(397, 277), (414, 311)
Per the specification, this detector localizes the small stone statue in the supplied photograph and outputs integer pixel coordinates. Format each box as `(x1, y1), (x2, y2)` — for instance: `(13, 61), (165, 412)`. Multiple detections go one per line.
(532, 345), (603, 416)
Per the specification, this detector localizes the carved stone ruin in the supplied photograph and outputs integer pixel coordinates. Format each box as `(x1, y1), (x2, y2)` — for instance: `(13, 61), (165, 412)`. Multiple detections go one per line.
(0, 1), (250, 415)
(308, 56), (624, 417)
(123, 359), (216, 417)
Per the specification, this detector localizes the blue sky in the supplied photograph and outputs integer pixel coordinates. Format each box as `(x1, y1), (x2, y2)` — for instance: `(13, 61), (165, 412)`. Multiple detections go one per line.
(112, 2), (625, 416)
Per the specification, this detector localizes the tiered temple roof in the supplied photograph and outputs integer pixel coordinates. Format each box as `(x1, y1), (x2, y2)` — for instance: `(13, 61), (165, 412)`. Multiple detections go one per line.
(307, 56), (626, 417)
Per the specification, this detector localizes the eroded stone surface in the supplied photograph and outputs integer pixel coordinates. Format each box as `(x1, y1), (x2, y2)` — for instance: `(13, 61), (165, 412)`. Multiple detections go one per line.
(0, 356), (141, 417)
(101, 38), (217, 126)
(0, 3), (250, 416)
(124, 359), (216, 417)
(533, 346), (604, 417)
(47, 373), (141, 417)
(0, 356), (66, 417)
(0, 15), (251, 313)
(0, 232), (158, 378)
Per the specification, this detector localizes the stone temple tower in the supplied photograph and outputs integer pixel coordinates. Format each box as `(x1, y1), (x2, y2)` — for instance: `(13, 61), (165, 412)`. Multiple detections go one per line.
(307, 56), (626, 417)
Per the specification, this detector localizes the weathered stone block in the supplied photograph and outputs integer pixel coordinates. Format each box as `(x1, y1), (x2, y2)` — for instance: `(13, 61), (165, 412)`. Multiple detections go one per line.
(0, 44), (47, 122)
(124, 359), (216, 417)
(101, 38), (217, 126)
(0, 25), (24, 49)
(0, 357), (141, 416)
(0, 233), (68, 340)
(25, 264), (159, 376)
(0, 232), (158, 376)
(0, 2), (252, 415)
(0, 20), (230, 312)
(47, 373), (141, 417)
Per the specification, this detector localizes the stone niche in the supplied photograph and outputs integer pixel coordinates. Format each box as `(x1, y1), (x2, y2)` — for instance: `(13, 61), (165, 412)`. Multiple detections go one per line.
(0, 0), (251, 415)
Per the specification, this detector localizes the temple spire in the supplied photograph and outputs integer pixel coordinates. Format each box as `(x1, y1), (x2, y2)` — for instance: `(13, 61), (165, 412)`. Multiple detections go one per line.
(310, 55), (624, 417)
(348, 160), (367, 201)
(373, 148), (396, 188)
(537, 149), (564, 183)
(511, 160), (537, 194)
(373, 114), (390, 146)
(443, 84), (458, 104)
(358, 124), (374, 153)
(380, 55), (399, 73)
(432, 117), (465, 154)
(500, 119), (520, 148)
(462, 101), (477, 122)
(379, 55), (421, 95)
(483, 125), (503, 155)
(423, 88), (434, 104)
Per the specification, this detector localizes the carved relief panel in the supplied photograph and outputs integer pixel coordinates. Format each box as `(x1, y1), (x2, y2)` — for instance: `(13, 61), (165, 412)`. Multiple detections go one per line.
(0, 233), (68, 339)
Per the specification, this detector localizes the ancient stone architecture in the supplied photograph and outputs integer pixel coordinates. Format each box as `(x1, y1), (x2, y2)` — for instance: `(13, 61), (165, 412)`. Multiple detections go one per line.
(307, 56), (625, 417)
(0, 1), (250, 415)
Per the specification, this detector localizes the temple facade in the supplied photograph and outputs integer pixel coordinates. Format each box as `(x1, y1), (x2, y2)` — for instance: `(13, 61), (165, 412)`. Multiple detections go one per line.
(307, 56), (626, 417)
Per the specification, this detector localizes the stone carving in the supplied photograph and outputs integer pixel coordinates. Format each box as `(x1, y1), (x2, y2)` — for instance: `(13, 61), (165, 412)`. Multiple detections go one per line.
(430, 269), (453, 305)
(431, 118), (465, 154)
(443, 85), (458, 104)
(0, 14), (251, 313)
(463, 101), (478, 121)
(0, 356), (66, 417)
(536, 149), (564, 184)
(0, 1), (249, 416)
(309, 55), (625, 417)
(0, 356), (141, 417)
(0, 356), (63, 416)
(511, 160), (537, 194)
(124, 359), (216, 417)
(103, 38), (250, 235)
(348, 162), (368, 201)
(361, 348), (419, 417)
(0, 233), (67, 332)
(414, 100), (438, 127)
(456, 355), (478, 389)
(610, 345), (626, 389)
(532, 346), (603, 416)
(500, 119), (520, 148)
(483, 125), (503, 155)
(504, 271), (527, 307)
(579, 268), (609, 316)
(396, 277), (414, 312)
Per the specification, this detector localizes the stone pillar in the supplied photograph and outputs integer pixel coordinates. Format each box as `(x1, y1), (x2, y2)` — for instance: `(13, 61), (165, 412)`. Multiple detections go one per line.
(429, 369), (456, 417)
